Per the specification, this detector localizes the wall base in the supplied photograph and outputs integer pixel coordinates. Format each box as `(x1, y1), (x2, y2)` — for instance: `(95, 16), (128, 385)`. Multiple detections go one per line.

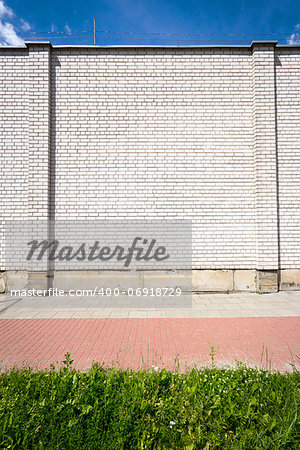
(255, 270), (279, 293)
(3, 268), (300, 294)
(0, 271), (5, 293)
(2, 268), (295, 294)
(280, 269), (300, 291)
(28, 272), (49, 291)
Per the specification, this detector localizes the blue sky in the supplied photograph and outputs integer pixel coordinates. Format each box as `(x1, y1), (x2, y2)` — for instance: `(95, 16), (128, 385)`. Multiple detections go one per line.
(1, 0), (300, 46)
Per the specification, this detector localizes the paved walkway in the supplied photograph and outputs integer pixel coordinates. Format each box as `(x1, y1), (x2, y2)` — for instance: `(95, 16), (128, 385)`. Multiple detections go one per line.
(0, 292), (299, 372)
(1, 291), (299, 318)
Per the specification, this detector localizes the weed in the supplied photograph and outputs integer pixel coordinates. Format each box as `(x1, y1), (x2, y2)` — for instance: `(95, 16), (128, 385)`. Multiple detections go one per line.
(0, 354), (299, 448)
(208, 342), (219, 368)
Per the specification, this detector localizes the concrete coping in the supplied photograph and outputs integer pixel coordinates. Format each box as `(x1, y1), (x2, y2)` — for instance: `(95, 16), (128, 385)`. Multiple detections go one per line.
(1, 40), (300, 50)
(2, 40), (300, 51)
(26, 40), (279, 49)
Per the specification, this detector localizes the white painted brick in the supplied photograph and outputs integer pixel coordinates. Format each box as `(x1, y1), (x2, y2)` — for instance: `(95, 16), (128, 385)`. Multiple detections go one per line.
(0, 43), (299, 271)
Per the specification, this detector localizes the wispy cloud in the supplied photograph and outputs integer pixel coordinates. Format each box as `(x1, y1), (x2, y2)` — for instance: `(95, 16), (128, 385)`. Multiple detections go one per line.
(0, 1), (29, 46)
(0, 21), (23, 45)
(287, 23), (300, 44)
(64, 24), (71, 35)
(20, 18), (31, 32)
(0, 0), (13, 19)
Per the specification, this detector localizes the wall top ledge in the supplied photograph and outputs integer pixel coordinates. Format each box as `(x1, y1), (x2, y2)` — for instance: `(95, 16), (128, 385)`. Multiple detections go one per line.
(24, 40), (278, 49)
(25, 41), (51, 46)
(1, 40), (299, 51)
(251, 40), (278, 46)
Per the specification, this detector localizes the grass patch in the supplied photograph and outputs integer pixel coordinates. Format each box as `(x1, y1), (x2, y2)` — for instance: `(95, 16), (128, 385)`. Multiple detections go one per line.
(0, 355), (299, 449)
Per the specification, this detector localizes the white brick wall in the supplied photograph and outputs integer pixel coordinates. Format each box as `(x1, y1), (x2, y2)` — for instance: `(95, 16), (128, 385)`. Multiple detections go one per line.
(28, 44), (51, 221)
(51, 47), (256, 269)
(0, 49), (29, 270)
(251, 43), (279, 269)
(276, 48), (300, 268)
(0, 42), (299, 271)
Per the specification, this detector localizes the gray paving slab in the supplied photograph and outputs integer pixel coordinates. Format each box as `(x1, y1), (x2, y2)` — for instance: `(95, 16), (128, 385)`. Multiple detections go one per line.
(0, 291), (299, 319)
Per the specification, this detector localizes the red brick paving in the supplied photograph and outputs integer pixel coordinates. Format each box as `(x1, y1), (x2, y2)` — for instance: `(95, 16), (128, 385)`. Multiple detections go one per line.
(0, 318), (299, 372)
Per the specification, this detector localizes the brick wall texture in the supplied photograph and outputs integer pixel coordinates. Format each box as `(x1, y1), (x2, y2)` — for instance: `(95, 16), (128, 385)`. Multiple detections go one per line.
(0, 42), (299, 270)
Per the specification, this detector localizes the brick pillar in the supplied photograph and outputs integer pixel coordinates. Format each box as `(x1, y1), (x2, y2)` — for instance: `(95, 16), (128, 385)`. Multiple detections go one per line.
(251, 41), (279, 292)
(27, 42), (51, 289)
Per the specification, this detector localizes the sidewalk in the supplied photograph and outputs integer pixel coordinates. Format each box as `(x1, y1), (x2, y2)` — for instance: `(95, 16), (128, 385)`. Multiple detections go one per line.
(0, 292), (299, 372)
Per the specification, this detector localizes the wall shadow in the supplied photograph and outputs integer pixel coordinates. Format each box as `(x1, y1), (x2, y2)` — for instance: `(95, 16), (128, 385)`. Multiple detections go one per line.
(48, 55), (60, 289)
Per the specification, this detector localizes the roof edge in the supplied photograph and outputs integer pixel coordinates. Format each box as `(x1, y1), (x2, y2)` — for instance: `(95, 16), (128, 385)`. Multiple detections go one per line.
(1, 40), (300, 50)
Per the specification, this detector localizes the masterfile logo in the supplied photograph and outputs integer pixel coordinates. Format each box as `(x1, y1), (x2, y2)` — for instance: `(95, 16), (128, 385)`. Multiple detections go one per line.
(5, 220), (191, 271)
(26, 237), (170, 267)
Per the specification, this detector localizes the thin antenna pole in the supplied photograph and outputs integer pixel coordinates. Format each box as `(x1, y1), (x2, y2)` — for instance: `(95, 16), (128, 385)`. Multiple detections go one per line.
(94, 17), (96, 45)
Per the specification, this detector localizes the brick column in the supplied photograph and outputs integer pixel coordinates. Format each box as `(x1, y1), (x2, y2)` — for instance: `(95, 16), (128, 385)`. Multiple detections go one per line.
(27, 42), (52, 289)
(251, 41), (279, 292)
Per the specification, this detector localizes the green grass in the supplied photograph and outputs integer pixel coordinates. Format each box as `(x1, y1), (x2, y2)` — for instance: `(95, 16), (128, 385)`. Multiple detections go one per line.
(0, 354), (299, 449)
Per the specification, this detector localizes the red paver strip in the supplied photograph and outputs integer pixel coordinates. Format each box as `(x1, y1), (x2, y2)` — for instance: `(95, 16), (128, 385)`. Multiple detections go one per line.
(0, 318), (299, 372)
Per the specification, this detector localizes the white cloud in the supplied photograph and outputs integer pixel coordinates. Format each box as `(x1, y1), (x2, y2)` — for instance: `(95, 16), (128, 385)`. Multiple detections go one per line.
(20, 18), (31, 31)
(0, 1), (29, 46)
(287, 24), (300, 45)
(0, 20), (23, 45)
(64, 24), (71, 35)
(0, 0), (14, 19)
(287, 33), (300, 45)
